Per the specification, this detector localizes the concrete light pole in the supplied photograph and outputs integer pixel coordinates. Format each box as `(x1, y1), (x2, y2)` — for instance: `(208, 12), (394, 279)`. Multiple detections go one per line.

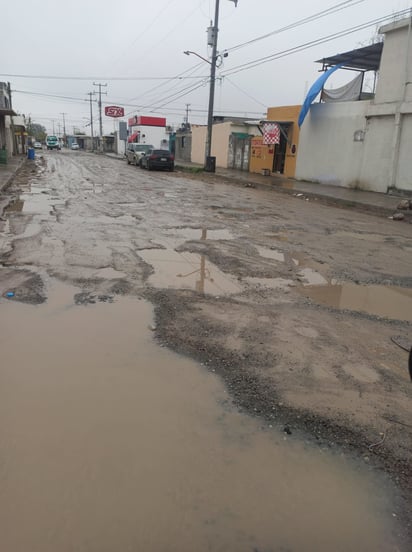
(87, 92), (96, 151)
(204, 0), (238, 171)
(93, 82), (107, 152)
(60, 112), (67, 146)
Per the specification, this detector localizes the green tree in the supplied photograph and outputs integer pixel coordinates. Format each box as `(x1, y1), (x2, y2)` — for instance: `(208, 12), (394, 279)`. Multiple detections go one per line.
(29, 123), (47, 142)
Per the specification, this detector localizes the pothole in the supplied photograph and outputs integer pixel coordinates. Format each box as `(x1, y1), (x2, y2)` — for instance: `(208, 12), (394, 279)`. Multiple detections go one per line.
(138, 248), (241, 295)
(300, 282), (412, 321)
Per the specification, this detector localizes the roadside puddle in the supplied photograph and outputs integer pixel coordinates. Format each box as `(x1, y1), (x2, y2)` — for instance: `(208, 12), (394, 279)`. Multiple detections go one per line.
(255, 247), (412, 321)
(301, 281), (412, 321)
(0, 282), (404, 551)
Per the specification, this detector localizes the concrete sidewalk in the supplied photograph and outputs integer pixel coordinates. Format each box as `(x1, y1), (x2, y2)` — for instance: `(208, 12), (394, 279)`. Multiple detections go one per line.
(0, 155), (27, 192)
(175, 162), (411, 220)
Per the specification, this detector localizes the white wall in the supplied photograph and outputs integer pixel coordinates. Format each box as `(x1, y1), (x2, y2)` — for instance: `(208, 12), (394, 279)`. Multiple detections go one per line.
(295, 101), (368, 187)
(130, 125), (169, 149)
(376, 20), (412, 104)
(296, 17), (412, 193)
(358, 115), (394, 193)
(394, 113), (412, 191)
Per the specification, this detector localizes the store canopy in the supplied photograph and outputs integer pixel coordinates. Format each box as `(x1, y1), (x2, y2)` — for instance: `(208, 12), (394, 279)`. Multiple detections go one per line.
(128, 132), (138, 143)
(316, 42), (383, 72)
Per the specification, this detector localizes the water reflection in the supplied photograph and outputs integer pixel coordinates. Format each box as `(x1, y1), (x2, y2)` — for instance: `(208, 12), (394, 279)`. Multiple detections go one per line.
(139, 228), (241, 295)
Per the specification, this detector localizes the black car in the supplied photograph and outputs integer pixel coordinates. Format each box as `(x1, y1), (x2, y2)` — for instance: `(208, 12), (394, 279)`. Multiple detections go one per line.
(140, 149), (174, 171)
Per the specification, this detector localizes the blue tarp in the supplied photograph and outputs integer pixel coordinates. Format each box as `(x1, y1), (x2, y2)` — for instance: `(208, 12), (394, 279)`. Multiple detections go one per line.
(298, 64), (343, 127)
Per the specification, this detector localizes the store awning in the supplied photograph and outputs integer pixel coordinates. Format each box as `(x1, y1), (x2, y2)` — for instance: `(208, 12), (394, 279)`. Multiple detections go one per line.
(316, 42), (383, 72)
(128, 132), (138, 143)
(0, 108), (17, 116)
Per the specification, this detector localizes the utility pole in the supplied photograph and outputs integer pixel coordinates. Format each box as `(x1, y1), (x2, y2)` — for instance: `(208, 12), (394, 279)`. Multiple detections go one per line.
(205, 0), (238, 171)
(60, 112), (67, 146)
(7, 82), (18, 155)
(93, 82), (107, 151)
(184, 103), (191, 127)
(87, 92), (96, 151)
(52, 120), (55, 135)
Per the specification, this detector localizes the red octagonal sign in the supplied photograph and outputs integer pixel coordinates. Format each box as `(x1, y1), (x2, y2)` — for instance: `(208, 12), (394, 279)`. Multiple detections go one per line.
(105, 106), (124, 118)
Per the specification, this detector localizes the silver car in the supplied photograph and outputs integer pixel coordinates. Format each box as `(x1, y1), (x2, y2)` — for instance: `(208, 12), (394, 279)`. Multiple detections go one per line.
(126, 143), (154, 166)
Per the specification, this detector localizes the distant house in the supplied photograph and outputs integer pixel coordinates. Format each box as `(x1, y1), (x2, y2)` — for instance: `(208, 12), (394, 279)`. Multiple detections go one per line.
(191, 117), (261, 171)
(296, 16), (412, 194)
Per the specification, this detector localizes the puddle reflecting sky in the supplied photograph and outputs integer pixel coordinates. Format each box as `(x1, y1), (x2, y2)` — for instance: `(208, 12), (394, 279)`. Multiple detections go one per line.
(0, 282), (403, 551)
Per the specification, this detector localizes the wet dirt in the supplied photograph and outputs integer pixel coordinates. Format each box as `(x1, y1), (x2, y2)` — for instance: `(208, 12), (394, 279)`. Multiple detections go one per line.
(0, 282), (405, 551)
(1, 152), (412, 547)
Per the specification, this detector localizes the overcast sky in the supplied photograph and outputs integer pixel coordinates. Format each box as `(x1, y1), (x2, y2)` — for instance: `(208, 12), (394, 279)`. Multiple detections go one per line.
(2, 0), (411, 135)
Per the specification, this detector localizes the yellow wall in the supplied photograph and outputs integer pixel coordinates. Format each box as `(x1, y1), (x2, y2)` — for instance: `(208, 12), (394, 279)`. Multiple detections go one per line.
(250, 105), (301, 178)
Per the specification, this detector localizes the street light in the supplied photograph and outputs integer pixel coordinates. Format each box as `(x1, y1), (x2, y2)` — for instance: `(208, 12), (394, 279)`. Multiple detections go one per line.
(183, 51), (211, 65)
(205, 0), (238, 171)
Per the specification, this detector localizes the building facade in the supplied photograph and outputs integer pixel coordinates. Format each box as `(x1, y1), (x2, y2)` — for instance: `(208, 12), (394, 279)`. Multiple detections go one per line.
(296, 17), (412, 193)
(249, 105), (301, 177)
(191, 119), (260, 170)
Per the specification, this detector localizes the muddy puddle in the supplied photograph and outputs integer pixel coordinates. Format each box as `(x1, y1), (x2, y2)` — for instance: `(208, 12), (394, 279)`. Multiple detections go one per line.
(140, 227), (240, 295)
(302, 281), (412, 321)
(139, 247), (241, 294)
(0, 281), (405, 551)
(254, 246), (412, 321)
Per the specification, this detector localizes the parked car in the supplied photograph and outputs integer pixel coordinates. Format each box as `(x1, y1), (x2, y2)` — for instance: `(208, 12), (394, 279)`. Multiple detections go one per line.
(126, 143), (154, 166)
(140, 149), (174, 171)
(71, 143), (80, 150)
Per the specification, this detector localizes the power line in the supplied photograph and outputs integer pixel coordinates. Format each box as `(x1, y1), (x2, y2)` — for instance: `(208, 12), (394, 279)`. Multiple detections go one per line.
(0, 73), (208, 81)
(124, 61), (205, 107)
(114, 0), (204, 68)
(225, 0), (366, 54)
(224, 77), (267, 108)
(220, 8), (412, 77)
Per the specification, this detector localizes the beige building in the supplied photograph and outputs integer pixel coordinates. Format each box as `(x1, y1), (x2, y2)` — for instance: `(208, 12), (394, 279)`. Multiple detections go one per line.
(191, 119), (260, 170)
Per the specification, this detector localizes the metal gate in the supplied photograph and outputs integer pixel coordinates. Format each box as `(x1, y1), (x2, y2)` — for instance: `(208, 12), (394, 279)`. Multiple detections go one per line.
(228, 133), (251, 171)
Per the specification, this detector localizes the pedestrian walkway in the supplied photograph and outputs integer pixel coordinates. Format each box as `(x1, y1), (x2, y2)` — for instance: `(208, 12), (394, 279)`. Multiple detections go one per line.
(0, 155), (27, 192)
(175, 161), (411, 219)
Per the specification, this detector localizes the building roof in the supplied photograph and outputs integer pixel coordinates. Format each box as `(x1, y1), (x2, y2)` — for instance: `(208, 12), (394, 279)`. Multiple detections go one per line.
(316, 42), (384, 72)
(0, 108), (17, 116)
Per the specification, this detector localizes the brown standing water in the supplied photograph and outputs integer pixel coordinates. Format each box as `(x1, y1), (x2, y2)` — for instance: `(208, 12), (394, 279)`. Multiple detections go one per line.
(0, 281), (403, 551)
